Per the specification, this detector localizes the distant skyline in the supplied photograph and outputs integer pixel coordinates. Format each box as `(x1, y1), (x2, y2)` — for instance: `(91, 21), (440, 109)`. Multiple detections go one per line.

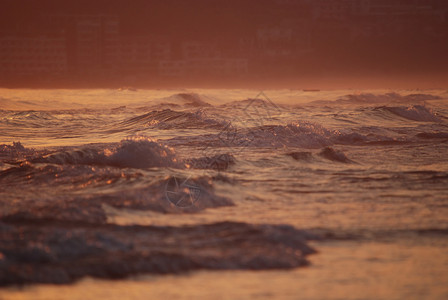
(1, 0), (447, 88)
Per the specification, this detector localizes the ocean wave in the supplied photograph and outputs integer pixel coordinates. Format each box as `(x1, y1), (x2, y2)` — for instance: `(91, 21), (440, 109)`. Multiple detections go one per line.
(340, 93), (440, 104)
(31, 137), (183, 169)
(286, 148), (353, 163)
(0, 111), (60, 129)
(121, 109), (227, 130)
(416, 132), (448, 139)
(375, 105), (442, 122)
(187, 153), (236, 170)
(251, 122), (334, 148)
(2, 173), (232, 218)
(0, 142), (36, 160)
(310, 92), (441, 106)
(0, 165), (234, 223)
(333, 132), (369, 144)
(286, 151), (313, 161)
(333, 129), (411, 145)
(117, 176), (233, 211)
(210, 121), (334, 148)
(9, 110), (56, 121)
(221, 98), (278, 108)
(318, 147), (353, 163)
(161, 93), (212, 107)
(167, 120), (412, 149)
(219, 98), (284, 120)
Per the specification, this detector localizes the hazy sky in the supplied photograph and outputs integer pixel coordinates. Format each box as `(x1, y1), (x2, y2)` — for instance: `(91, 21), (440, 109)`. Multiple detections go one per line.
(1, 0), (447, 88)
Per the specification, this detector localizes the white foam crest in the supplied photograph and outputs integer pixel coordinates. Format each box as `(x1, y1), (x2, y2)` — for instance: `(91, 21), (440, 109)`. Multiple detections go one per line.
(32, 137), (184, 168)
(106, 137), (182, 168)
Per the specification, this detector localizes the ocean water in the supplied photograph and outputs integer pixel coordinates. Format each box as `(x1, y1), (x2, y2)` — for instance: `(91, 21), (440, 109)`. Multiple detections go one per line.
(1, 88), (448, 299)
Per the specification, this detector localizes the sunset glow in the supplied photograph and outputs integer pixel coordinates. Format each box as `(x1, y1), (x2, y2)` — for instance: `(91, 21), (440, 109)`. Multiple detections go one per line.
(1, 1), (448, 300)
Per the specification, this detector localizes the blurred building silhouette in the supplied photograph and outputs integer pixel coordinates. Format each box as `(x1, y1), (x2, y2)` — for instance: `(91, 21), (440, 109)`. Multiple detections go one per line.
(0, 35), (67, 76)
(46, 15), (120, 76)
(0, 0), (447, 84)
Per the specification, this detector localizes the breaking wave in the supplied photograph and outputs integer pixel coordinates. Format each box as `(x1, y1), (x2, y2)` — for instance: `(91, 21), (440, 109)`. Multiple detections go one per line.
(376, 105), (442, 122)
(32, 137), (183, 169)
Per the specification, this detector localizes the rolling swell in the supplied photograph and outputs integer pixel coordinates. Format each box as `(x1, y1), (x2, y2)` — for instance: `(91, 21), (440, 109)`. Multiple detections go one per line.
(375, 105), (442, 122)
(0, 162), (233, 222)
(9, 110), (56, 121)
(165, 92), (212, 107)
(187, 153), (236, 170)
(120, 109), (227, 130)
(0, 139), (235, 222)
(248, 122), (334, 148)
(166, 120), (415, 148)
(416, 132), (448, 139)
(167, 121), (335, 148)
(0, 171), (233, 222)
(318, 147), (353, 163)
(338, 93), (441, 104)
(286, 147), (354, 163)
(309, 92), (441, 106)
(25, 138), (237, 171)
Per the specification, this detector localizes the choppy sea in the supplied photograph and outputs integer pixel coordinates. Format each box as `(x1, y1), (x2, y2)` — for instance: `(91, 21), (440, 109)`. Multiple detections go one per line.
(1, 88), (447, 299)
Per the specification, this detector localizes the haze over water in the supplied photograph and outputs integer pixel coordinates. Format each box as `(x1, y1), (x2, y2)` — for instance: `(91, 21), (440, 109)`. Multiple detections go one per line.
(1, 88), (447, 299)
